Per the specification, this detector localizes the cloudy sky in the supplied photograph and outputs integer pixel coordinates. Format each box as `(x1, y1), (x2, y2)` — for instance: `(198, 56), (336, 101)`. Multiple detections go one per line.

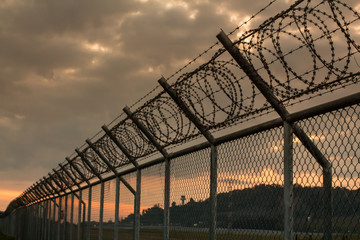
(0, 0), (286, 210)
(0, 0), (359, 211)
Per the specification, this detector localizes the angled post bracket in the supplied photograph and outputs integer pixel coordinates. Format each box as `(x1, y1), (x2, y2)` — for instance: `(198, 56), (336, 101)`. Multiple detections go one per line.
(123, 105), (170, 240)
(51, 170), (72, 194)
(217, 29), (332, 240)
(66, 157), (91, 185)
(48, 173), (67, 194)
(102, 125), (139, 168)
(75, 149), (103, 182)
(86, 139), (135, 195)
(58, 164), (81, 189)
(43, 177), (60, 197)
(158, 77), (218, 240)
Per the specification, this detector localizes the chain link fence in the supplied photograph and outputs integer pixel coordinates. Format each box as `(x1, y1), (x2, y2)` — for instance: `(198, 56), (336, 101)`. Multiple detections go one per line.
(1, 100), (358, 240)
(0, 0), (359, 240)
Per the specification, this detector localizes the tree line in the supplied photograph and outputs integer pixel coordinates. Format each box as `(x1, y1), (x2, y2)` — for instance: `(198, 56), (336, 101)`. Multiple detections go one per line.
(119, 184), (360, 233)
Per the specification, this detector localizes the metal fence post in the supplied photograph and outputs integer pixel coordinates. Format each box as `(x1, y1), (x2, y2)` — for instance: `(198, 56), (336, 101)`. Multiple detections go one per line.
(14, 209), (18, 239)
(99, 181), (105, 240)
(78, 189), (83, 240)
(64, 194), (68, 240)
(209, 144), (218, 240)
(34, 204), (39, 240)
(12, 210), (16, 238)
(19, 209), (23, 239)
(33, 205), (37, 240)
(63, 159), (92, 240)
(53, 198), (57, 240)
(68, 154), (92, 240)
(217, 30), (333, 240)
(102, 125), (141, 240)
(39, 203), (43, 240)
(23, 206), (27, 240)
(123, 106), (171, 240)
(47, 200), (51, 240)
(82, 200), (86, 240)
(47, 171), (72, 240)
(13, 210), (16, 236)
(42, 177), (62, 240)
(40, 202), (46, 240)
(284, 122), (293, 240)
(43, 200), (47, 240)
(24, 205), (29, 240)
(58, 196), (62, 240)
(70, 193), (74, 240)
(134, 169), (141, 240)
(164, 157), (170, 240)
(87, 186), (92, 240)
(85, 138), (136, 240)
(26, 207), (31, 240)
(6, 214), (9, 235)
(158, 77), (218, 240)
(49, 200), (53, 240)
(45, 200), (49, 240)
(114, 176), (120, 240)
(48, 199), (55, 240)
(22, 208), (26, 239)
(75, 149), (104, 240)
(124, 106), (175, 240)
(14, 210), (17, 237)
(27, 207), (31, 240)
(53, 166), (82, 240)
(323, 167), (333, 240)
(40, 202), (44, 240)
(32, 205), (37, 240)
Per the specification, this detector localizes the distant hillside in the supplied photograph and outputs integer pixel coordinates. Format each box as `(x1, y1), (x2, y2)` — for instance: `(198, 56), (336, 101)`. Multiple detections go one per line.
(120, 184), (360, 233)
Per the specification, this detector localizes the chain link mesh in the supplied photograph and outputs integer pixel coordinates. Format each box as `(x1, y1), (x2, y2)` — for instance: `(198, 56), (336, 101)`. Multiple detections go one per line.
(140, 163), (165, 238)
(103, 179), (116, 240)
(119, 171), (136, 240)
(216, 127), (284, 239)
(90, 183), (102, 239)
(293, 103), (360, 239)
(170, 148), (211, 239)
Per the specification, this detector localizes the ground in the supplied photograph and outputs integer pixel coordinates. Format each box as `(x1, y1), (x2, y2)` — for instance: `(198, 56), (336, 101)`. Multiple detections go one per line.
(0, 231), (15, 240)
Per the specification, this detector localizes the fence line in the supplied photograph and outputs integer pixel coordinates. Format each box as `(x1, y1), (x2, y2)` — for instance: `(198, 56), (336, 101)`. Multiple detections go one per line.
(1, 0), (359, 239)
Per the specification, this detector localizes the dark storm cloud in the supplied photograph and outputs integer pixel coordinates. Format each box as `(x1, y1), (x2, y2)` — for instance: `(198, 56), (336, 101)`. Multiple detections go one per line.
(1, 0), (136, 35)
(119, 1), (228, 61)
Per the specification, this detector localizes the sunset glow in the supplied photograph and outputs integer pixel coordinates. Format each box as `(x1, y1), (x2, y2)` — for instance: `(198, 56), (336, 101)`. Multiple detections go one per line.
(0, 189), (22, 211)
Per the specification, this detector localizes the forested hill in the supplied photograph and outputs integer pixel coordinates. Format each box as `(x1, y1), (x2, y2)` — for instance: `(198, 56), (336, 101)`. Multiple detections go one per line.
(120, 184), (360, 233)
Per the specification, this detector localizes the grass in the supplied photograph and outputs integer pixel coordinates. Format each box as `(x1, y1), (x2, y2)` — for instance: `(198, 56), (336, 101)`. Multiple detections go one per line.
(91, 227), (360, 240)
(0, 231), (15, 240)
(3, 226), (359, 240)
(17, 228), (360, 240)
